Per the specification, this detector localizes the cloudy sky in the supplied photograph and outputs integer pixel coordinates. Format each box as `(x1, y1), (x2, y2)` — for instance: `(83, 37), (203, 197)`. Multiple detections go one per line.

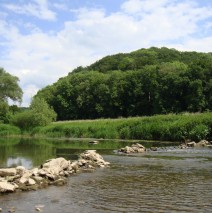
(0, 0), (211, 106)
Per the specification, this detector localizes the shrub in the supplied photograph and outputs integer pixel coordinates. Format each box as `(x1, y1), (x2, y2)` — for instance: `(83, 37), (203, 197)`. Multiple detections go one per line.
(0, 124), (21, 136)
(188, 124), (209, 141)
(11, 97), (57, 131)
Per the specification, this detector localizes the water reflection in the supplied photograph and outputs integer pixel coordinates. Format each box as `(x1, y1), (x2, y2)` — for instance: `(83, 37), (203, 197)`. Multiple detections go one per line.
(0, 138), (55, 168)
(0, 137), (174, 168)
(7, 156), (32, 168)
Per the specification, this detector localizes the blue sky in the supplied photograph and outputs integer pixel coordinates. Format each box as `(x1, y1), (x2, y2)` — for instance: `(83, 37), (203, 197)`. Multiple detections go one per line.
(0, 0), (211, 106)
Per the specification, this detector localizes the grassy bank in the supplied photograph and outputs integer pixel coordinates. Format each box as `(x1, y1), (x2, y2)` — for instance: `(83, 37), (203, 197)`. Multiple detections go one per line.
(33, 112), (212, 142)
(0, 124), (21, 136)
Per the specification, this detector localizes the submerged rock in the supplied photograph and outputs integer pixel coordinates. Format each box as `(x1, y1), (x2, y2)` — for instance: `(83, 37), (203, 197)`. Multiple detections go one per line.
(150, 147), (158, 151)
(0, 150), (110, 194)
(88, 140), (99, 144)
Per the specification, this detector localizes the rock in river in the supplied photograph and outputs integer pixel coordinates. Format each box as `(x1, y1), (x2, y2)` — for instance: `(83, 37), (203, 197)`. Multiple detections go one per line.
(118, 143), (146, 154)
(0, 150), (110, 194)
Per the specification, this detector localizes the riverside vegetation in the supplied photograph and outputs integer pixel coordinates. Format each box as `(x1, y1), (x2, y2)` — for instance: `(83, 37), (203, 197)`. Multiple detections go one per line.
(1, 112), (211, 142)
(0, 47), (212, 142)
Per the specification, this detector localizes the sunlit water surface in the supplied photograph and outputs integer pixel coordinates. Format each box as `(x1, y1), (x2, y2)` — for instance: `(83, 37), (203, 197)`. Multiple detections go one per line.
(0, 138), (211, 213)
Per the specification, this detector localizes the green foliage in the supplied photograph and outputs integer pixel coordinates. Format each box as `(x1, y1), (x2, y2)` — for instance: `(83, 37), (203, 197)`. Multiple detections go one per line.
(11, 98), (57, 130)
(0, 124), (21, 136)
(33, 112), (212, 142)
(0, 68), (23, 102)
(188, 124), (209, 141)
(0, 101), (9, 123)
(35, 47), (212, 120)
(0, 68), (23, 123)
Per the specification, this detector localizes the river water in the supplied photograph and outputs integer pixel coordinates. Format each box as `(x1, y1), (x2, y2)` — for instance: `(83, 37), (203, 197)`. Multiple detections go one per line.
(0, 138), (211, 213)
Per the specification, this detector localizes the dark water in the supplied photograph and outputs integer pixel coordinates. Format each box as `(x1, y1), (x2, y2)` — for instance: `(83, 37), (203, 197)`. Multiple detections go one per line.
(0, 138), (211, 213)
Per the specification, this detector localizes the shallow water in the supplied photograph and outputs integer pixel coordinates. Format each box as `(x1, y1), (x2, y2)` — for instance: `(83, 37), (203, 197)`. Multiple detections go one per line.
(0, 138), (211, 213)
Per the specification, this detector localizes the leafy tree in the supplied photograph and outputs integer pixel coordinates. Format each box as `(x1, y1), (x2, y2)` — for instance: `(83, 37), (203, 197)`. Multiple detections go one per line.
(0, 68), (23, 123)
(0, 68), (22, 102)
(11, 97), (56, 130)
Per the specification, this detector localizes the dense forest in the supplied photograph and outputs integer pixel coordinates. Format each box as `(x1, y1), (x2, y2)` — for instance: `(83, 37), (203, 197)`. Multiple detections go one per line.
(36, 47), (212, 120)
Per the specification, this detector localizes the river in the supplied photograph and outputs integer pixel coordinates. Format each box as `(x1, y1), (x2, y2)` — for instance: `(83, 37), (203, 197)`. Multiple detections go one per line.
(0, 138), (211, 213)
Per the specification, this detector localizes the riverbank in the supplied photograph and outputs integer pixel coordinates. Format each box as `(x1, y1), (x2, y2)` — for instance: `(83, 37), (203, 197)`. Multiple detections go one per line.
(33, 112), (212, 142)
(1, 112), (212, 142)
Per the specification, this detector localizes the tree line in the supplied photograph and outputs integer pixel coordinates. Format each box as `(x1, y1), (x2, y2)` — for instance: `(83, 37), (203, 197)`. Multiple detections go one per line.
(35, 47), (212, 120)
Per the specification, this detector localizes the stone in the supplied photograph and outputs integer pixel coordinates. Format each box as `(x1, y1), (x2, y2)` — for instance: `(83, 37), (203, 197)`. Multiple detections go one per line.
(179, 144), (187, 149)
(0, 151), (109, 194)
(196, 140), (209, 147)
(42, 157), (70, 176)
(69, 161), (79, 172)
(187, 141), (196, 147)
(16, 166), (26, 176)
(118, 143), (146, 154)
(0, 168), (16, 177)
(89, 140), (99, 144)
(19, 177), (28, 184)
(35, 205), (44, 212)
(150, 147), (157, 151)
(38, 169), (47, 176)
(80, 150), (110, 167)
(52, 178), (67, 186)
(0, 181), (16, 192)
(28, 178), (36, 185)
(8, 207), (16, 213)
(33, 176), (43, 182)
(31, 168), (39, 176)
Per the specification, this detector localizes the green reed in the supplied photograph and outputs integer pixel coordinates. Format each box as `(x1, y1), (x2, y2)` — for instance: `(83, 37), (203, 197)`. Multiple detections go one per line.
(33, 112), (212, 142)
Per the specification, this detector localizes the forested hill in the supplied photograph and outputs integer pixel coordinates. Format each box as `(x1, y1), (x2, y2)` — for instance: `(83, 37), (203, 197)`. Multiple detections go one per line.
(35, 47), (212, 120)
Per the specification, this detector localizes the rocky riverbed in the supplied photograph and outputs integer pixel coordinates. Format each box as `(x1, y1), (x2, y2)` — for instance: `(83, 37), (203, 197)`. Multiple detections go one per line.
(118, 140), (212, 154)
(0, 150), (110, 194)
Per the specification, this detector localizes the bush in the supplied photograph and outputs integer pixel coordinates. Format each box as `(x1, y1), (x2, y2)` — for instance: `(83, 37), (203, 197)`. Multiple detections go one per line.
(0, 124), (21, 136)
(11, 98), (57, 130)
(188, 124), (209, 141)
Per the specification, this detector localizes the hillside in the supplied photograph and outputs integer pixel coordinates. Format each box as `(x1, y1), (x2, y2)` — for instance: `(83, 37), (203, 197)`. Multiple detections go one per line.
(35, 47), (212, 120)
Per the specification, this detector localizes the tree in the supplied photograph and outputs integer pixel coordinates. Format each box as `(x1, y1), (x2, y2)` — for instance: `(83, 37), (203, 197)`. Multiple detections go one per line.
(0, 68), (23, 123)
(11, 97), (57, 130)
(0, 68), (23, 103)
(35, 47), (212, 120)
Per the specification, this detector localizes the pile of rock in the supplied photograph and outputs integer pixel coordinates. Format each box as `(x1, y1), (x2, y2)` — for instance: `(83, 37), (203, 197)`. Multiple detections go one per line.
(180, 140), (212, 149)
(118, 143), (146, 154)
(0, 150), (110, 194)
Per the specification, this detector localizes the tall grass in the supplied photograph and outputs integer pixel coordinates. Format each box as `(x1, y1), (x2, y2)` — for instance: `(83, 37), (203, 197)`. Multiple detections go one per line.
(33, 112), (212, 142)
(0, 124), (21, 136)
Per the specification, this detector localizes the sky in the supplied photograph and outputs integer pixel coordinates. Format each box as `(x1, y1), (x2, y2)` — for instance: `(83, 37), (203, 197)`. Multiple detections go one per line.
(0, 0), (211, 107)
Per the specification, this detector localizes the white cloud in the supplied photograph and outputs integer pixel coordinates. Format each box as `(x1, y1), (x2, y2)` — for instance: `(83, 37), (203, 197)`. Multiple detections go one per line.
(171, 37), (212, 52)
(3, 0), (56, 21)
(22, 84), (40, 107)
(0, 0), (211, 106)
(121, 0), (170, 14)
